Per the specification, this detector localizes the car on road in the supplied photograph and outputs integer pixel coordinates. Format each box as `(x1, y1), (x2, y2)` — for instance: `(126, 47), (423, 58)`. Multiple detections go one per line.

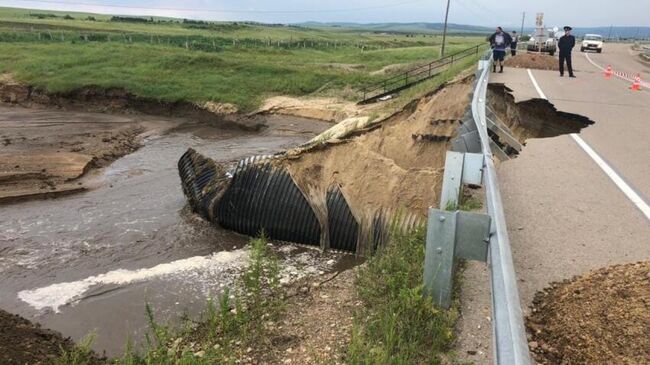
(581, 34), (604, 53)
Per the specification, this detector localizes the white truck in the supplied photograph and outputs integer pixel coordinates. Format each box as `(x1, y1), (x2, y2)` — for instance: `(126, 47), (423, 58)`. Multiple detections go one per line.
(580, 34), (604, 53)
(526, 29), (557, 55)
(526, 13), (557, 56)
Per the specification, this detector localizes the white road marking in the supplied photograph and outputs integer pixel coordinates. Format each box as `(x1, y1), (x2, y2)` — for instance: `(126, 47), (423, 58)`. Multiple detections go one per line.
(526, 69), (547, 100)
(526, 68), (650, 221)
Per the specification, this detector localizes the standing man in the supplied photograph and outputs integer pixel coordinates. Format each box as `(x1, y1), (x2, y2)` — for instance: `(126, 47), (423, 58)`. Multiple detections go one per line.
(488, 27), (512, 73)
(510, 31), (519, 56)
(559, 26), (576, 77)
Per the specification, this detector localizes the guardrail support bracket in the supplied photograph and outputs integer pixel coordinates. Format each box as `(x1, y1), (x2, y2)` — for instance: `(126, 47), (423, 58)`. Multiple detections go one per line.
(424, 209), (491, 309)
(440, 151), (485, 209)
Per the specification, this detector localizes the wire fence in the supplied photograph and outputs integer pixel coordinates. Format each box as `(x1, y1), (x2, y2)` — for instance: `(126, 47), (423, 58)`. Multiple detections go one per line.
(359, 44), (484, 103)
(0, 26), (451, 53)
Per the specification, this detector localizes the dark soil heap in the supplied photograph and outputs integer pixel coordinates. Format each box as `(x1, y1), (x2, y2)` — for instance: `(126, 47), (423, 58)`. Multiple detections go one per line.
(527, 262), (650, 365)
(0, 309), (104, 365)
(504, 53), (559, 71)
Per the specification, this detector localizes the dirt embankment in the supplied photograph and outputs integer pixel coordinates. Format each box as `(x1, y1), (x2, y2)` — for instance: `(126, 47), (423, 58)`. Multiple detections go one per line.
(0, 309), (104, 365)
(527, 262), (650, 365)
(270, 78), (473, 254)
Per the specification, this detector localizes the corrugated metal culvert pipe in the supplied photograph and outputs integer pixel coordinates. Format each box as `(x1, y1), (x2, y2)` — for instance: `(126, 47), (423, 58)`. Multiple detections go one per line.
(178, 148), (414, 254)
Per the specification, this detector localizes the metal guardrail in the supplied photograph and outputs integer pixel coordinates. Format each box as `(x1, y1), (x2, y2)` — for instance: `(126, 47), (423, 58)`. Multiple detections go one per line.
(359, 44), (484, 104)
(423, 50), (532, 364)
(473, 51), (532, 365)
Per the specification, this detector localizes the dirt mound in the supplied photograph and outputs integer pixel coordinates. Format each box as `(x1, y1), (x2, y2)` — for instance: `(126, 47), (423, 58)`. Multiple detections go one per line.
(527, 262), (650, 365)
(0, 309), (104, 365)
(505, 53), (559, 71)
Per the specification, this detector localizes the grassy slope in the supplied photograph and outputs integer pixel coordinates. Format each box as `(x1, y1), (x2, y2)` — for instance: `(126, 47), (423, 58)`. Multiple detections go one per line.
(0, 7), (482, 111)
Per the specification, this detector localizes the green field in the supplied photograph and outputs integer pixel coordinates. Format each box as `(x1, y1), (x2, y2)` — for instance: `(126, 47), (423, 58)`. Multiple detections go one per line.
(0, 7), (483, 111)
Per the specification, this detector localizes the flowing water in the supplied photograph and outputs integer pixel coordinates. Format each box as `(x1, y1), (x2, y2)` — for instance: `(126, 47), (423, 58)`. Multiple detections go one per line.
(0, 109), (347, 356)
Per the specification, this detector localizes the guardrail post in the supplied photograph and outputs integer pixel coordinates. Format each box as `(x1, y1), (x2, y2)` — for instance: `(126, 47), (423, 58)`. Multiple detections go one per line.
(424, 209), (490, 309)
(425, 150), (488, 309)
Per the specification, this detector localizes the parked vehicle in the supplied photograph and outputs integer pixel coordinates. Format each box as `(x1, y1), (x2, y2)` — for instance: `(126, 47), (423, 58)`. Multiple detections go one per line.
(527, 28), (558, 56)
(581, 34), (604, 53)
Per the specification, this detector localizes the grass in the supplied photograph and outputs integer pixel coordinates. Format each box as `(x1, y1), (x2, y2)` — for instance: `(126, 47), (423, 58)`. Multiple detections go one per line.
(347, 228), (457, 364)
(55, 333), (98, 365)
(0, 6), (483, 111)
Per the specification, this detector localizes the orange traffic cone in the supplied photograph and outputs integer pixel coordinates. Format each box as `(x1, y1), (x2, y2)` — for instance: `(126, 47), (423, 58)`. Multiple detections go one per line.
(630, 74), (642, 91)
(604, 65), (613, 79)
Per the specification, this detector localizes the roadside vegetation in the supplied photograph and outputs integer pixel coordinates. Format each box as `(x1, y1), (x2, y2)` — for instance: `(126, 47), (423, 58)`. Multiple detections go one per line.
(0, 7), (482, 111)
(348, 228), (456, 364)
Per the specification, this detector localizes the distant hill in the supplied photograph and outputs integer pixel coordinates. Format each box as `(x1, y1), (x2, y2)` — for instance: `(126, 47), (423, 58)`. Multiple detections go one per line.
(301, 22), (650, 39)
(490, 26), (650, 39)
(297, 22), (493, 35)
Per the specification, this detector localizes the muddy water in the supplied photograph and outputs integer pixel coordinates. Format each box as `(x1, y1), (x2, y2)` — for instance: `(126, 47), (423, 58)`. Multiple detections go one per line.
(0, 109), (341, 356)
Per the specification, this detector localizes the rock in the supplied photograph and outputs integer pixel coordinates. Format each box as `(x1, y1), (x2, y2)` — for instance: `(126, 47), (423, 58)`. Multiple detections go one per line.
(529, 341), (539, 350)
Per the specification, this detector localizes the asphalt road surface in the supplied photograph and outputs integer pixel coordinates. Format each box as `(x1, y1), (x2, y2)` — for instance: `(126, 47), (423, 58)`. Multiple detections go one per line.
(455, 43), (650, 364)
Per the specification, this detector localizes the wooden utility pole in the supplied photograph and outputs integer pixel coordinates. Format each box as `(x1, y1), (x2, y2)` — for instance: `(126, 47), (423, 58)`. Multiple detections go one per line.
(440, 0), (451, 57)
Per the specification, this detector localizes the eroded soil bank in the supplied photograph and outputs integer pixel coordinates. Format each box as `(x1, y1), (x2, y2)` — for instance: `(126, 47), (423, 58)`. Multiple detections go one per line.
(527, 261), (649, 365)
(0, 74), (271, 129)
(283, 79), (471, 217)
(0, 106), (148, 203)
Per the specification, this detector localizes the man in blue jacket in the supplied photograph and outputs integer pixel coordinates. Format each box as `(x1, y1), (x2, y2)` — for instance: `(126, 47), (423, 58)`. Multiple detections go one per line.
(488, 27), (512, 73)
(558, 26), (576, 77)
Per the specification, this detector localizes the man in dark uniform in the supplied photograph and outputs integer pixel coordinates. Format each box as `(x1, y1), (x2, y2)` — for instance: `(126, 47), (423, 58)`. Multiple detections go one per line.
(558, 26), (576, 77)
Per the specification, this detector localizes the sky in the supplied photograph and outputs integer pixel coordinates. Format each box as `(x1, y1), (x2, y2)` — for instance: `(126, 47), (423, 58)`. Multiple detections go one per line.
(0, 0), (648, 27)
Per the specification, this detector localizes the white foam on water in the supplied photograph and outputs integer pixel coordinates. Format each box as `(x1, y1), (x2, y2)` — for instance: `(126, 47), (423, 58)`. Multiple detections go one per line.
(18, 249), (249, 313)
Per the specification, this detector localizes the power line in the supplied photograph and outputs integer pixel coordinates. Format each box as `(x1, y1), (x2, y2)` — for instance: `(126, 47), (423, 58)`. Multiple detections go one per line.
(5, 0), (428, 14)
